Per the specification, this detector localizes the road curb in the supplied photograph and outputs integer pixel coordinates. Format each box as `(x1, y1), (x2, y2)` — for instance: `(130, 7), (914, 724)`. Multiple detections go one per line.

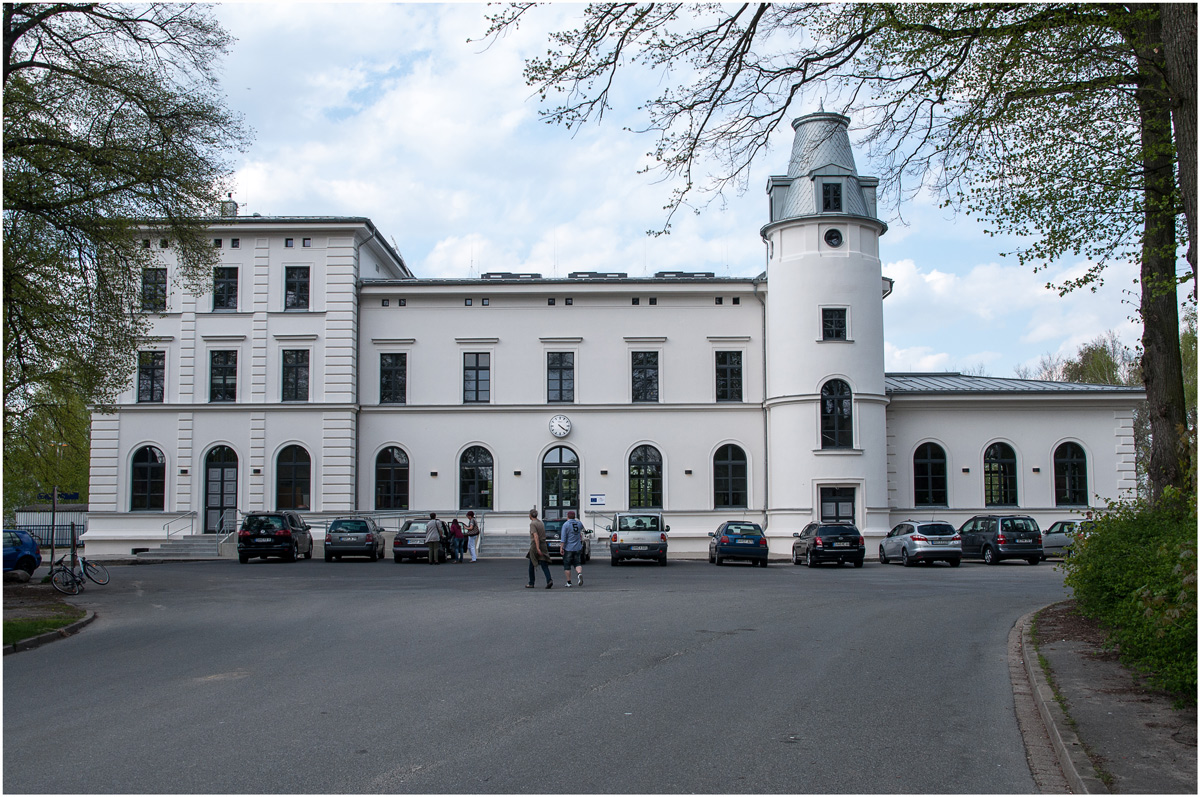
(1017, 606), (1110, 794)
(3, 611), (96, 656)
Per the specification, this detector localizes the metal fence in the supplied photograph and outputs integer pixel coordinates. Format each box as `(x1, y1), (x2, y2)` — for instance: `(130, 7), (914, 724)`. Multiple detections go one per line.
(17, 523), (82, 549)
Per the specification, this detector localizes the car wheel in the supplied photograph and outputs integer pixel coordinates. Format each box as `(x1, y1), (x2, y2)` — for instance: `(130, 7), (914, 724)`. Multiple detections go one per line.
(324, 553), (333, 563)
(791, 548), (799, 566)
(394, 554), (402, 563)
(878, 546), (888, 565)
(286, 541), (298, 562)
(853, 557), (864, 568)
(16, 556), (36, 575)
(760, 558), (768, 568)
(304, 537), (313, 559)
(1027, 557), (1040, 566)
(369, 550), (378, 562)
(806, 549), (817, 568)
(983, 546), (997, 565)
(715, 552), (723, 566)
(611, 556), (619, 567)
(659, 554), (667, 566)
(902, 548), (913, 567)
(708, 550), (715, 564)
(238, 552), (249, 564)
(949, 558), (961, 567)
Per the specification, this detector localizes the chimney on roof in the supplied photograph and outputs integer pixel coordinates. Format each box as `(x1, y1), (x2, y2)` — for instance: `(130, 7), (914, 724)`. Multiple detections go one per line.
(219, 193), (238, 217)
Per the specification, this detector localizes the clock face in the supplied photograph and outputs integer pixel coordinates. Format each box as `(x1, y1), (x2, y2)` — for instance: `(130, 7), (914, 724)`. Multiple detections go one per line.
(549, 415), (572, 438)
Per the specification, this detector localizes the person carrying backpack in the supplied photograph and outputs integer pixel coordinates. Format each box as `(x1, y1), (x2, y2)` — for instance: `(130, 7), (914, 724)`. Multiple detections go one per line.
(560, 510), (586, 587)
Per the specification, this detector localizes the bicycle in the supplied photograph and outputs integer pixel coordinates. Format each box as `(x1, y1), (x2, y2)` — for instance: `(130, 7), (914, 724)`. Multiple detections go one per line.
(49, 554), (110, 595)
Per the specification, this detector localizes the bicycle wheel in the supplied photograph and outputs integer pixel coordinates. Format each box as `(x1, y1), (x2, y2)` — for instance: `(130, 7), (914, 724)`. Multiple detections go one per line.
(83, 560), (110, 585)
(50, 567), (82, 596)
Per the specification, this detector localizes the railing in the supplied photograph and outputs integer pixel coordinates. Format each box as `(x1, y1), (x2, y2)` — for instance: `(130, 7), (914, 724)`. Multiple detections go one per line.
(163, 511), (196, 540)
(20, 523), (79, 549)
(215, 508), (240, 547)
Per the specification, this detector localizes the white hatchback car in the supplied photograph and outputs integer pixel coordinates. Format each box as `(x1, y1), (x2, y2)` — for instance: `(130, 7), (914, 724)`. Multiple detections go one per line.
(879, 520), (961, 567)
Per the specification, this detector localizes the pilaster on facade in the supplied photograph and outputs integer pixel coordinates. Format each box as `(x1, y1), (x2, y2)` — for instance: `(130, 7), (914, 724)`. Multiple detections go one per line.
(249, 412), (266, 508)
(1113, 408), (1139, 497)
(321, 410), (358, 511)
(885, 428), (898, 508)
(324, 238), (359, 406)
(176, 413), (195, 512)
(179, 313), (197, 402)
(88, 413), (121, 511)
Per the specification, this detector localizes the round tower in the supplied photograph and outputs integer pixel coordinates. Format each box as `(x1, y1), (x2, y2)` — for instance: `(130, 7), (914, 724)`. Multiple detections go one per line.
(761, 112), (891, 540)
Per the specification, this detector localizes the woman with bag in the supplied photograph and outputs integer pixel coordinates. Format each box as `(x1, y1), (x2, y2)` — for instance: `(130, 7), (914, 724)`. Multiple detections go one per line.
(464, 510), (480, 562)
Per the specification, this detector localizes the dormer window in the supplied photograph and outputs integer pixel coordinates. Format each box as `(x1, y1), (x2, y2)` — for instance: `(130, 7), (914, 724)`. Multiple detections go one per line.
(822, 182), (842, 212)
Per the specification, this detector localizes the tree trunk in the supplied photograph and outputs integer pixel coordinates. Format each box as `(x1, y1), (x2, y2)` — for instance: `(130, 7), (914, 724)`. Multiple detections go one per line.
(1161, 4), (1197, 300)
(1131, 8), (1189, 500)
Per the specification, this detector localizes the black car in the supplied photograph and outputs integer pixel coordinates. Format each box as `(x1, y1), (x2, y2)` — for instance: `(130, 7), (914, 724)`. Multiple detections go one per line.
(237, 511), (314, 563)
(708, 521), (769, 566)
(791, 522), (865, 567)
(544, 519), (592, 562)
(323, 516), (385, 561)
(958, 515), (1043, 565)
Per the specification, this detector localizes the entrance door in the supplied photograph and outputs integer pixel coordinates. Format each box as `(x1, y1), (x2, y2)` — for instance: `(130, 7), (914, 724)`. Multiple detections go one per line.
(205, 446), (238, 533)
(542, 446), (579, 522)
(819, 486), (855, 524)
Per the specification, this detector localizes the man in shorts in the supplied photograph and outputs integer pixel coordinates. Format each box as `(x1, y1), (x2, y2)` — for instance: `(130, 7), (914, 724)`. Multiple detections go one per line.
(560, 510), (586, 587)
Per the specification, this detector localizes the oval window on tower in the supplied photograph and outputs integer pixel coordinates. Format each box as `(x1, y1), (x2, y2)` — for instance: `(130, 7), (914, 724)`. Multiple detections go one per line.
(824, 228), (844, 248)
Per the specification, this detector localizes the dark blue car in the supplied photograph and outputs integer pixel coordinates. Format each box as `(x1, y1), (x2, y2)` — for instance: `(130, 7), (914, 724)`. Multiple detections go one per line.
(3, 529), (42, 574)
(708, 521), (769, 567)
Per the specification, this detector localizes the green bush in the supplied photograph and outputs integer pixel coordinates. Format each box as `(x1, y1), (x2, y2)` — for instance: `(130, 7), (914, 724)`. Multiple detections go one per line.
(1062, 488), (1197, 698)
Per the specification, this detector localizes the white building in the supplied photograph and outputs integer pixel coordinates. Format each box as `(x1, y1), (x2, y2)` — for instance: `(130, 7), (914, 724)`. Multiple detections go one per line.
(84, 113), (1142, 556)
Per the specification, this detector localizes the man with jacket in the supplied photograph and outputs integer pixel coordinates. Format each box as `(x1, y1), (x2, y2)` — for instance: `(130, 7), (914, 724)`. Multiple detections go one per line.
(425, 512), (447, 565)
(560, 510), (586, 587)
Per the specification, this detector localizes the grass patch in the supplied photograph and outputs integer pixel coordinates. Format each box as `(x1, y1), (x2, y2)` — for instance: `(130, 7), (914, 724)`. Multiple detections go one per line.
(3, 607), (86, 645)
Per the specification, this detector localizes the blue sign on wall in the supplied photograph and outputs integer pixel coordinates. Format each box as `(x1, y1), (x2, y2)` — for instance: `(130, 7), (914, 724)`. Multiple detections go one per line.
(36, 492), (80, 501)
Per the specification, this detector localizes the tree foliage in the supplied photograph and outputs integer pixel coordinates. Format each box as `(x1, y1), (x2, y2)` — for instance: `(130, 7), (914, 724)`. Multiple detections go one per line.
(480, 2), (1195, 498)
(3, 3), (249, 493)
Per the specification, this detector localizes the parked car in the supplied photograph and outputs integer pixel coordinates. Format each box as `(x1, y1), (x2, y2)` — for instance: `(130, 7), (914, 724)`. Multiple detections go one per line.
(3, 529), (42, 574)
(544, 518), (592, 563)
(324, 516), (385, 561)
(608, 512), (669, 565)
(958, 515), (1043, 565)
(1042, 520), (1092, 559)
(791, 522), (865, 567)
(237, 511), (313, 563)
(392, 518), (446, 563)
(879, 521), (961, 567)
(708, 521), (769, 567)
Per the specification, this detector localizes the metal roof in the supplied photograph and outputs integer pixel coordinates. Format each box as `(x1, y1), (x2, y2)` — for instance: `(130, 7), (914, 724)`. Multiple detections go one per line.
(885, 373), (1144, 395)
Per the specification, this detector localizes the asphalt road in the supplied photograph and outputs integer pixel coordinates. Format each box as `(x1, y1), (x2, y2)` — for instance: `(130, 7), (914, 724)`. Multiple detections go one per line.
(4, 556), (1069, 793)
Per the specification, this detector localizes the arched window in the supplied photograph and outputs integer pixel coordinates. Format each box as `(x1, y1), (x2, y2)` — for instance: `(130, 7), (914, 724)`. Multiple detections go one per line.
(204, 446), (238, 532)
(984, 443), (1018, 506)
(276, 445), (311, 510)
(376, 447), (409, 510)
(460, 446), (493, 510)
(542, 446), (579, 521)
(629, 445), (663, 508)
(913, 443), (947, 507)
(1054, 443), (1088, 506)
(820, 379), (853, 449)
(131, 446), (166, 511)
(713, 444), (748, 508)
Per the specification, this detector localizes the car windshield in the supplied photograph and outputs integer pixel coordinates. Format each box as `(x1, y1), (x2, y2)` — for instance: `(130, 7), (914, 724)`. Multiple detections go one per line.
(243, 515), (285, 532)
(402, 521), (427, 533)
(330, 520), (368, 533)
(543, 521), (563, 537)
(724, 524), (762, 535)
(1001, 518), (1039, 534)
(618, 515), (660, 531)
(919, 524), (956, 537)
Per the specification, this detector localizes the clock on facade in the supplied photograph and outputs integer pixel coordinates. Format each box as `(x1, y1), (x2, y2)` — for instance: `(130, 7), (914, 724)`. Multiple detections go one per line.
(549, 414), (572, 438)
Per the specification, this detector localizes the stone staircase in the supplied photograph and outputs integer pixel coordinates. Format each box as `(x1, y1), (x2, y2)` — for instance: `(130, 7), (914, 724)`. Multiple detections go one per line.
(134, 534), (223, 560)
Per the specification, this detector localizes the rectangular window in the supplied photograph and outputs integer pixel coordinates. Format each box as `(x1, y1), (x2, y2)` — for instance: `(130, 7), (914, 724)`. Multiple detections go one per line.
(141, 267), (167, 311)
(822, 182), (842, 212)
(231, 238), (240, 249)
(137, 351), (165, 403)
(547, 352), (574, 403)
(715, 351), (743, 402)
(285, 238), (294, 248)
(822, 308), (847, 340)
(285, 266), (310, 310)
(212, 267), (238, 311)
(463, 352), (490, 403)
(631, 351), (659, 403)
(302, 238), (312, 247)
(210, 351), (237, 402)
(819, 486), (855, 523)
(281, 350), (309, 402)
(380, 353), (407, 404)
(213, 238), (222, 248)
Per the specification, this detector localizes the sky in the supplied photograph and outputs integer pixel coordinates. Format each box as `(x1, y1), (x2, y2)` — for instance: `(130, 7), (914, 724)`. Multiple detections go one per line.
(210, 2), (1146, 378)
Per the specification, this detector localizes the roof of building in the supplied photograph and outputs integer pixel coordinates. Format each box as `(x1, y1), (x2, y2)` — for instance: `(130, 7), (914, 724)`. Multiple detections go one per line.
(885, 373), (1144, 395)
(765, 112), (880, 223)
(362, 271), (764, 287)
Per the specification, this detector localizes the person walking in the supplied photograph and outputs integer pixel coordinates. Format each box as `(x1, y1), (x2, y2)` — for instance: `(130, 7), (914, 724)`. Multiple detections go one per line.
(449, 517), (465, 563)
(464, 510), (480, 562)
(560, 510), (586, 587)
(425, 512), (447, 565)
(526, 508), (552, 589)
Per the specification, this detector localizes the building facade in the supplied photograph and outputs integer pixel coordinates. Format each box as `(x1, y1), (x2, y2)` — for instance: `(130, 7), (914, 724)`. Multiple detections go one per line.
(84, 113), (1142, 555)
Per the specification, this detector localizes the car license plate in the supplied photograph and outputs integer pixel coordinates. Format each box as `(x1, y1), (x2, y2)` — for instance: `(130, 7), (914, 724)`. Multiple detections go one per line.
(631, 545), (647, 551)
(341, 536), (355, 543)
(931, 541), (947, 546)
(1018, 537), (1031, 543)
(255, 537), (272, 543)
(409, 538), (423, 545)
(834, 542), (850, 547)
(736, 539), (754, 544)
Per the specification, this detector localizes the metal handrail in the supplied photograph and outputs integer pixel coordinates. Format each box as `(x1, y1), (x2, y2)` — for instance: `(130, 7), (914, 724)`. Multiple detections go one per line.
(215, 508), (240, 547)
(164, 511), (197, 540)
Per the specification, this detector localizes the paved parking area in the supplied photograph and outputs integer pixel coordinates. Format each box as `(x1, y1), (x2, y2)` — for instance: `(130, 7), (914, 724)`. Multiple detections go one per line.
(4, 557), (1069, 793)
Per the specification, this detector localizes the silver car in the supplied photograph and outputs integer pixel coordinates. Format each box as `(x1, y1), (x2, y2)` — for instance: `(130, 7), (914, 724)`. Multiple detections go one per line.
(1042, 520), (1092, 559)
(879, 520), (961, 567)
(323, 516), (385, 561)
